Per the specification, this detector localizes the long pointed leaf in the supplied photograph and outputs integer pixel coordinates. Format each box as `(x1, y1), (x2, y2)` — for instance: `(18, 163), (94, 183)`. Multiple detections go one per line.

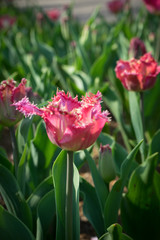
(104, 140), (143, 228)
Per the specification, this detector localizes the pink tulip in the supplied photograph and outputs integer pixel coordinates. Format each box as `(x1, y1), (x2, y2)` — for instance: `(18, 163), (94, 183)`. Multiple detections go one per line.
(0, 15), (16, 29)
(107, 0), (127, 14)
(143, 0), (160, 14)
(13, 90), (110, 151)
(0, 78), (29, 127)
(37, 9), (60, 22)
(115, 53), (160, 91)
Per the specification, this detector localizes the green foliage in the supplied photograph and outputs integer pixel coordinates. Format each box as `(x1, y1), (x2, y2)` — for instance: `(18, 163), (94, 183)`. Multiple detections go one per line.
(1, 2), (160, 240)
(121, 153), (160, 240)
(52, 150), (80, 240)
(0, 205), (35, 240)
(99, 223), (133, 240)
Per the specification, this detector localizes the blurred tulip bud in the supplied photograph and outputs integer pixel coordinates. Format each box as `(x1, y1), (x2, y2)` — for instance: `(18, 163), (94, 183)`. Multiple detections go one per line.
(99, 144), (116, 183)
(107, 0), (127, 14)
(0, 15), (16, 29)
(0, 78), (25, 127)
(143, 0), (160, 14)
(128, 37), (146, 59)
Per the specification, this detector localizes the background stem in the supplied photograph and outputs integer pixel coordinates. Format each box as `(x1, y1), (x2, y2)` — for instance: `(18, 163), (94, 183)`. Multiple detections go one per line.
(65, 151), (74, 240)
(9, 126), (19, 176)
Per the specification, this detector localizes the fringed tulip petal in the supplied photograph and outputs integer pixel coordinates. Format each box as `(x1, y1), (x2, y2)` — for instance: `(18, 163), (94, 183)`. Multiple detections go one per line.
(115, 53), (160, 91)
(14, 90), (110, 151)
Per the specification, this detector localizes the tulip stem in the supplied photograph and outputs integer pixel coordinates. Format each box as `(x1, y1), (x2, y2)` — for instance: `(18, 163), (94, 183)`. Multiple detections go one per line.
(155, 19), (160, 61)
(9, 126), (19, 176)
(140, 92), (146, 160)
(65, 151), (74, 240)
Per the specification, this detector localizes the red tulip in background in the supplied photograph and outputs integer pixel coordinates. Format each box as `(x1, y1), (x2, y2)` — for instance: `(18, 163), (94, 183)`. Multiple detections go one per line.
(0, 15), (16, 29)
(13, 90), (110, 151)
(115, 53), (160, 91)
(107, 0), (127, 14)
(128, 37), (147, 58)
(143, 0), (160, 13)
(37, 9), (60, 21)
(0, 78), (29, 127)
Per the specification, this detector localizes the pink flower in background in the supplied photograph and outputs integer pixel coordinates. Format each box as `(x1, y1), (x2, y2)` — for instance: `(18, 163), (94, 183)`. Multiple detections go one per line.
(129, 37), (147, 58)
(107, 0), (127, 14)
(37, 9), (60, 22)
(143, 0), (160, 14)
(47, 9), (60, 20)
(0, 79), (28, 127)
(0, 15), (16, 29)
(115, 53), (160, 91)
(13, 90), (110, 151)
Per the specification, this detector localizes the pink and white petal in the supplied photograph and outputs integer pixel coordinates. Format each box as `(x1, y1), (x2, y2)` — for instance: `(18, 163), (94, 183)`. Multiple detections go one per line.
(13, 97), (43, 118)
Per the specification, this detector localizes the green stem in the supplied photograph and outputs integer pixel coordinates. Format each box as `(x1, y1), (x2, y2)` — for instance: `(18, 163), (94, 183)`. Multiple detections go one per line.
(9, 126), (19, 176)
(65, 151), (74, 240)
(140, 92), (146, 161)
(155, 19), (160, 61)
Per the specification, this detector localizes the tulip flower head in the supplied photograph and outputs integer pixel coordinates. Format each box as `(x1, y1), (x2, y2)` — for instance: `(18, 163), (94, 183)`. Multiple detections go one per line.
(143, 0), (160, 14)
(0, 78), (29, 127)
(0, 15), (16, 29)
(107, 0), (127, 14)
(115, 53), (160, 91)
(13, 90), (111, 151)
(129, 37), (146, 59)
(37, 9), (60, 22)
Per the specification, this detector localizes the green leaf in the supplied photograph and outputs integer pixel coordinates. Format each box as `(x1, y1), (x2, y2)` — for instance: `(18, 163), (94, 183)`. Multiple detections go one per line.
(104, 140), (143, 228)
(0, 150), (13, 173)
(69, 26), (91, 74)
(30, 121), (59, 186)
(99, 223), (133, 240)
(90, 15), (125, 82)
(103, 88), (131, 151)
(17, 144), (28, 194)
(36, 190), (56, 240)
(0, 205), (35, 240)
(128, 91), (145, 161)
(27, 176), (53, 223)
(80, 177), (105, 237)
(0, 164), (32, 230)
(148, 128), (160, 157)
(84, 149), (108, 212)
(52, 150), (80, 240)
(16, 118), (33, 155)
(121, 153), (160, 240)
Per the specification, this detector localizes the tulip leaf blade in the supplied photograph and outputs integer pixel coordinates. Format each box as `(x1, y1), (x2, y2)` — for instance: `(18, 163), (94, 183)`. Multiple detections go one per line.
(0, 149), (14, 173)
(84, 149), (108, 212)
(104, 140), (142, 228)
(36, 190), (56, 240)
(121, 153), (160, 240)
(17, 144), (28, 195)
(128, 91), (145, 161)
(148, 128), (160, 157)
(0, 205), (35, 240)
(99, 223), (133, 240)
(30, 120), (60, 186)
(16, 117), (33, 155)
(80, 177), (105, 237)
(0, 164), (33, 230)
